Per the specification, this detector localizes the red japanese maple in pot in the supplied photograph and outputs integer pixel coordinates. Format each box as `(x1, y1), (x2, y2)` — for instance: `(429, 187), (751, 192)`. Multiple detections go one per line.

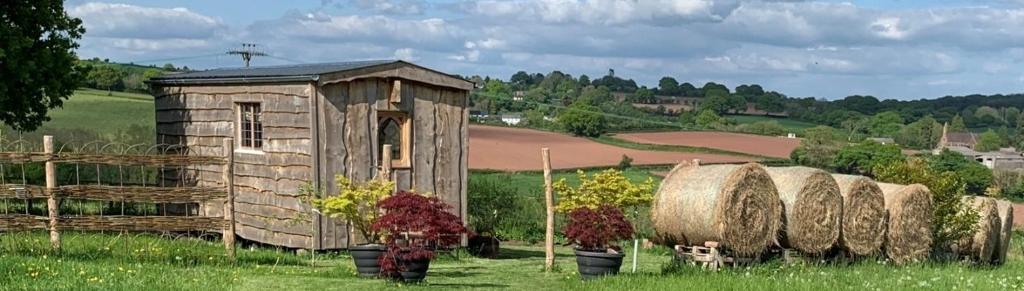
(372, 191), (466, 282)
(564, 205), (634, 280)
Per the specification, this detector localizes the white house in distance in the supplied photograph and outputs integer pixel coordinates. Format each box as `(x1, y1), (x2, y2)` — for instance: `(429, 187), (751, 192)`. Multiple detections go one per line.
(501, 113), (523, 125)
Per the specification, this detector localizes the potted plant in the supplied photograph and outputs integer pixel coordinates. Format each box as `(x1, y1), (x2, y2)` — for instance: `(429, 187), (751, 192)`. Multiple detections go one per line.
(554, 169), (654, 280)
(564, 205), (634, 280)
(372, 191), (467, 282)
(313, 176), (394, 277)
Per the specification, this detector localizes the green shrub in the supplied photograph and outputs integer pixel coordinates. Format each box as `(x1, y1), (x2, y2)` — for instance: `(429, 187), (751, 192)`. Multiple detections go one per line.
(467, 175), (518, 236)
(617, 154), (634, 170)
(833, 140), (905, 176)
(874, 158), (978, 252)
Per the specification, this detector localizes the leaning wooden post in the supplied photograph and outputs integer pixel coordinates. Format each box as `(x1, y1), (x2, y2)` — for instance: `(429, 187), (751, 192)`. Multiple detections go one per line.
(44, 135), (60, 252)
(542, 148), (555, 272)
(222, 138), (236, 260)
(380, 144), (393, 182)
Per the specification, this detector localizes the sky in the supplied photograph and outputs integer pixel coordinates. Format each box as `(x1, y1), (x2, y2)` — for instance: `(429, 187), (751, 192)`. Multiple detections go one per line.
(64, 0), (1024, 100)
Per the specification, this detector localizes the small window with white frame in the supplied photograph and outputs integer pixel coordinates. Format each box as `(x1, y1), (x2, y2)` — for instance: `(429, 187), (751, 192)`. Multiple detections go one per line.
(237, 103), (263, 150)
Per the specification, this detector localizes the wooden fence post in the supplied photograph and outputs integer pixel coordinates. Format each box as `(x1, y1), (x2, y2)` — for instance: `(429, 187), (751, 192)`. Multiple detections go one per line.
(542, 148), (554, 272)
(44, 135), (60, 252)
(222, 138), (236, 260)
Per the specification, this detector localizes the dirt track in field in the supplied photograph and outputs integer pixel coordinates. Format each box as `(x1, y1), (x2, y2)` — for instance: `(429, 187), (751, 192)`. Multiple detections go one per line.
(613, 131), (801, 159)
(469, 125), (753, 171)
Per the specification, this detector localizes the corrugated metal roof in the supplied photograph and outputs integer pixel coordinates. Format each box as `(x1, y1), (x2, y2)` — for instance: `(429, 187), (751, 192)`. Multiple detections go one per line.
(150, 60), (397, 83)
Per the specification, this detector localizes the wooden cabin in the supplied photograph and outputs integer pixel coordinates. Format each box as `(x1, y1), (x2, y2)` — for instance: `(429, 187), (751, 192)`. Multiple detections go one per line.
(148, 60), (473, 249)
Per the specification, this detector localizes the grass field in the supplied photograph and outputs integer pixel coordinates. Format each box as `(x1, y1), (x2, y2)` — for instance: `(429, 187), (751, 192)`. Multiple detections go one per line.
(4, 89), (155, 143)
(2, 231), (1023, 290)
(593, 135), (769, 160)
(727, 115), (819, 132)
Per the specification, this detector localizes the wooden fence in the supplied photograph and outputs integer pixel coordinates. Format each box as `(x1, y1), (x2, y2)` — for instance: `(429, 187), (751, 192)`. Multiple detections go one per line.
(0, 136), (236, 258)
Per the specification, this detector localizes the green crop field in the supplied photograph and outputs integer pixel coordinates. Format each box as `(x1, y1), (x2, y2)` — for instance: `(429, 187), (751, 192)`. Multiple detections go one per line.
(727, 115), (819, 132)
(2, 231), (1023, 290)
(3, 89), (155, 143)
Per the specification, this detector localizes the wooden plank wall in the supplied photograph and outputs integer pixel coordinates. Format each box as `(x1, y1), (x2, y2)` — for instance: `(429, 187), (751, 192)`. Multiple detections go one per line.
(153, 83), (315, 249)
(318, 79), (468, 249)
(318, 79), (392, 248)
(411, 83), (469, 236)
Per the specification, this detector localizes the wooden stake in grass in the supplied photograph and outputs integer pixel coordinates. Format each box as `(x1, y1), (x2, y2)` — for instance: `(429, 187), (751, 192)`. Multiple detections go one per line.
(542, 148), (554, 272)
(222, 138), (236, 261)
(44, 135), (60, 252)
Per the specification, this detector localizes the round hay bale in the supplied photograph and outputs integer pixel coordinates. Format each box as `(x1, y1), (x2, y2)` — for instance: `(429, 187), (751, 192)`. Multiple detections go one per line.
(831, 174), (886, 256)
(957, 196), (1000, 263)
(994, 200), (1014, 265)
(651, 163), (781, 256)
(877, 183), (933, 264)
(765, 167), (842, 254)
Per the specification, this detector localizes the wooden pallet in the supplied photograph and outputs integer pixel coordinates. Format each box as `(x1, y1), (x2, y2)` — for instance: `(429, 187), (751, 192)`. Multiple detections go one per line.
(674, 242), (758, 271)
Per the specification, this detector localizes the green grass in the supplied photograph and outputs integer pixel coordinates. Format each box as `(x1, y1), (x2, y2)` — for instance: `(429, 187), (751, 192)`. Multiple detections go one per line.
(592, 135), (774, 160)
(727, 115), (819, 132)
(4, 89), (156, 143)
(2, 231), (1024, 290)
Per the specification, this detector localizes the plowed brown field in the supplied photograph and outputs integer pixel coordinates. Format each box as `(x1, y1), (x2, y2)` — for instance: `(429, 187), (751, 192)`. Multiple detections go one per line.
(469, 125), (753, 171)
(613, 131), (800, 159)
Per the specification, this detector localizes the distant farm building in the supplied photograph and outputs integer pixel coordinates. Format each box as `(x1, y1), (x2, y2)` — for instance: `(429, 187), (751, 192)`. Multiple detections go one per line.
(149, 60), (473, 249)
(935, 123), (1024, 170)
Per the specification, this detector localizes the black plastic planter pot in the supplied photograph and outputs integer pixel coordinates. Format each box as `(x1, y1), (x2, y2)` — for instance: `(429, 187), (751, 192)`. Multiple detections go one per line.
(468, 235), (501, 258)
(398, 257), (432, 283)
(574, 249), (624, 280)
(350, 244), (386, 277)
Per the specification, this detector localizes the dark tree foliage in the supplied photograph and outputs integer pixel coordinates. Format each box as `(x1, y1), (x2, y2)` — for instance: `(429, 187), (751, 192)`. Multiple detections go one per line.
(592, 74), (638, 93)
(563, 206), (634, 251)
(679, 82), (700, 97)
(833, 141), (905, 176)
(927, 150), (993, 195)
(1, 0), (86, 131)
(657, 76), (679, 95)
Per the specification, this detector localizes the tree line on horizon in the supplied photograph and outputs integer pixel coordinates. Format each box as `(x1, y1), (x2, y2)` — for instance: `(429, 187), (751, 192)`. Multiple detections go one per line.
(462, 69), (1024, 150)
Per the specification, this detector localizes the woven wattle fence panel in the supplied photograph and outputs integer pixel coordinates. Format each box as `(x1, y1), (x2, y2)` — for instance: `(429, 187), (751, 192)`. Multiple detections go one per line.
(0, 214), (49, 231)
(58, 216), (227, 232)
(0, 215), (226, 232)
(0, 152), (226, 166)
(56, 185), (226, 203)
(0, 185), (226, 203)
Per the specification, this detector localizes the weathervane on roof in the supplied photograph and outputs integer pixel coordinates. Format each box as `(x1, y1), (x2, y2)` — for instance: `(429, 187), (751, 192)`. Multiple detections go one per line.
(227, 43), (267, 68)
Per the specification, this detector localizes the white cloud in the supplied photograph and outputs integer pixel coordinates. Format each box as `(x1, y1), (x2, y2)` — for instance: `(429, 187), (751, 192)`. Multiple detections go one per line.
(352, 0), (426, 14)
(393, 48), (417, 61)
(461, 0), (728, 25)
(69, 2), (223, 39)
(249, 13), (462, 52)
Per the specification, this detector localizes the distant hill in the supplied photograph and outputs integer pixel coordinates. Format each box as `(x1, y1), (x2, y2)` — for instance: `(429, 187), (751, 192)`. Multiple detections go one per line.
(77, 59), (185, 94)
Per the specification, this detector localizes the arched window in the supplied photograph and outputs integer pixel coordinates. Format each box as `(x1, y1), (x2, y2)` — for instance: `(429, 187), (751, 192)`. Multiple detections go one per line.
(378, 111), (411, 167)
